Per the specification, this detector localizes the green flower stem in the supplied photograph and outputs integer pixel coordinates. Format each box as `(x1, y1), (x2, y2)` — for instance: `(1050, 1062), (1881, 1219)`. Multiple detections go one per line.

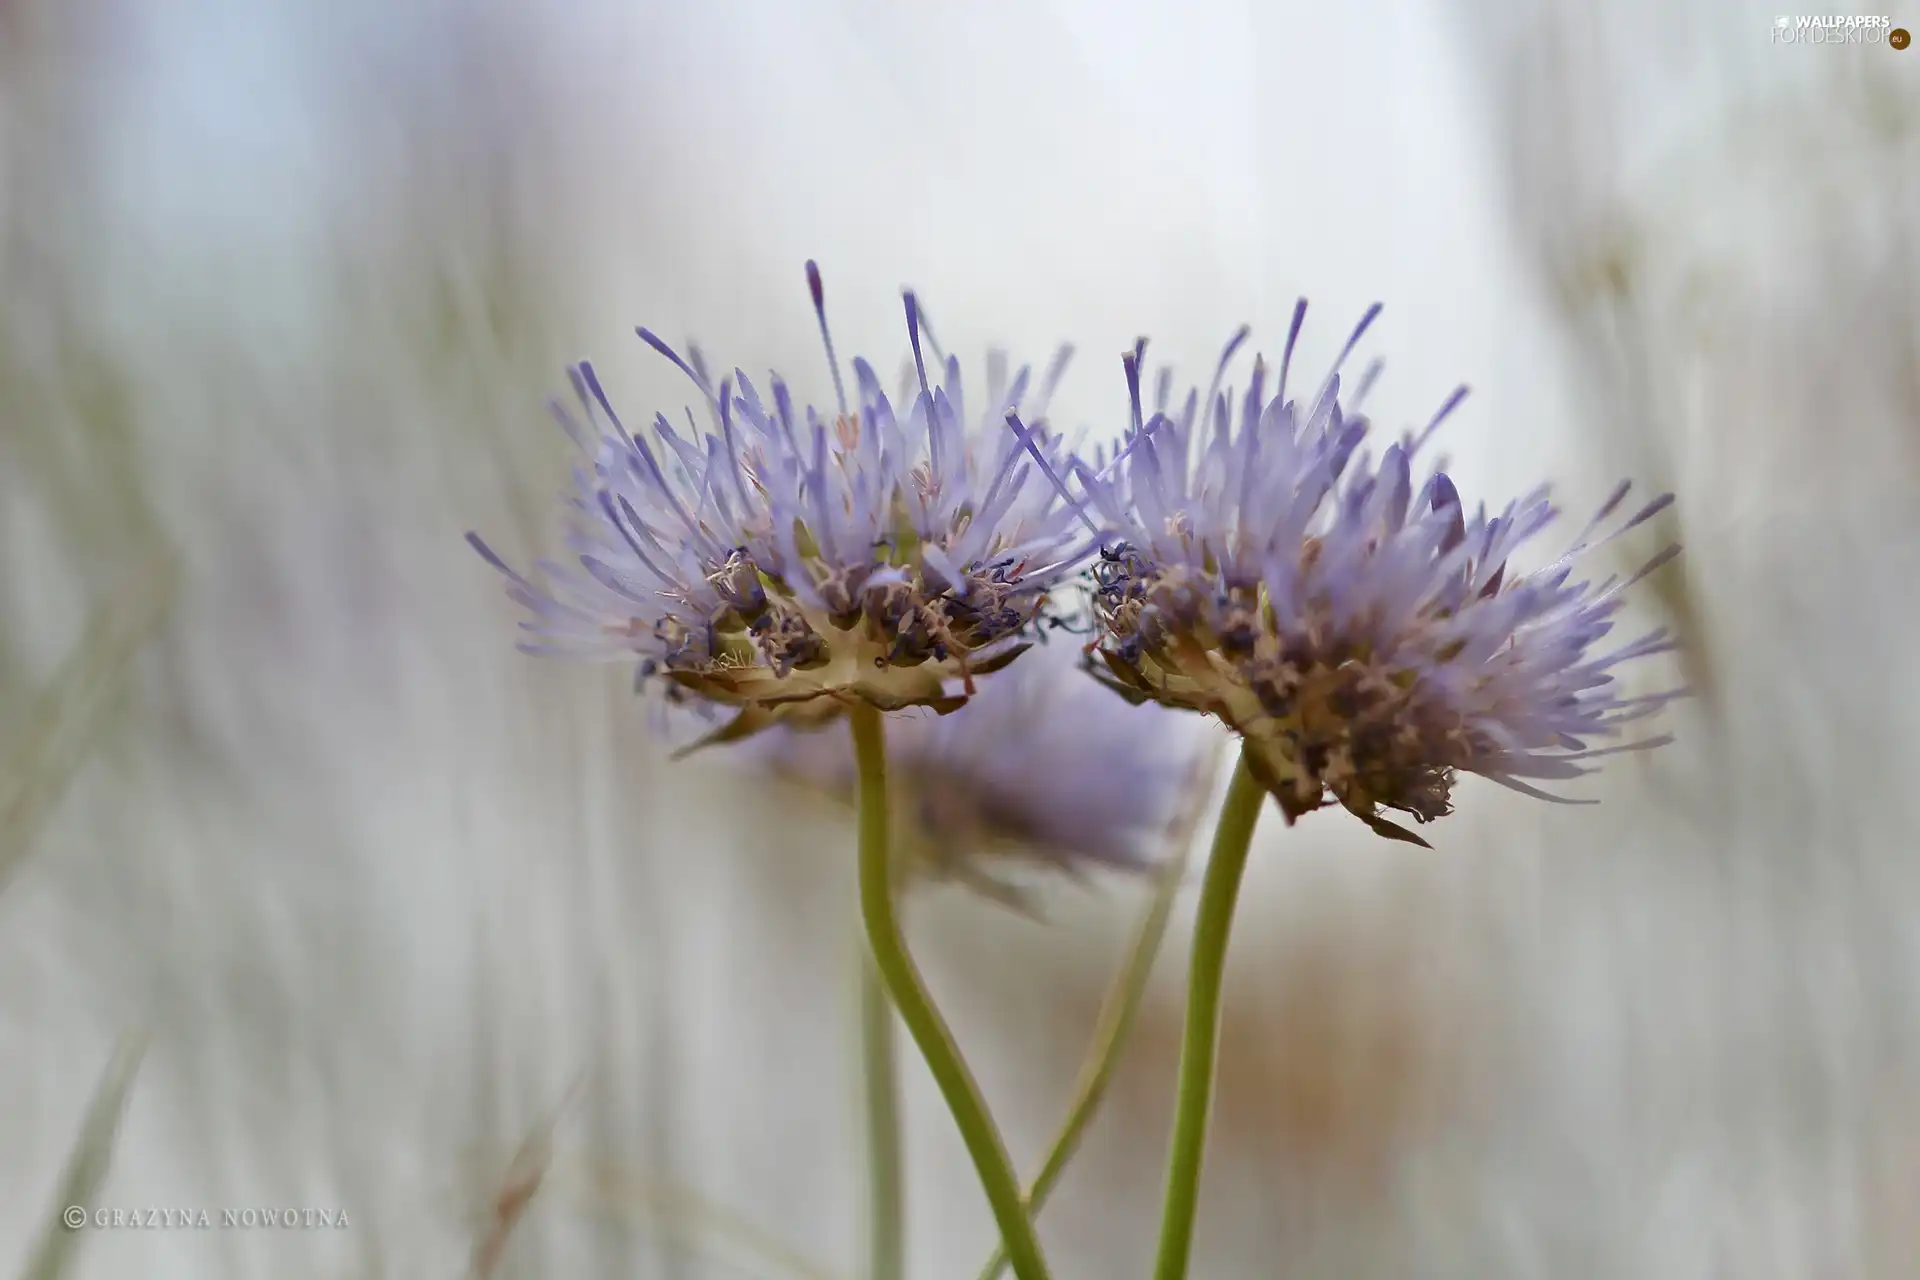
(974, 850), (1188, 1280)
(858, 949), (904, 1280)
(848, 702), (1052, 1280)
(1150, 751), (1267, 1280)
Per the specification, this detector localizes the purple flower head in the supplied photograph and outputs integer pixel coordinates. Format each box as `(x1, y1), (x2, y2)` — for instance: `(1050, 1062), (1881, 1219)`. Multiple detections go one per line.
(467, 263), (1099, 745)
(742, 636), (1214, 910)
(1039, 301), (1681, 846)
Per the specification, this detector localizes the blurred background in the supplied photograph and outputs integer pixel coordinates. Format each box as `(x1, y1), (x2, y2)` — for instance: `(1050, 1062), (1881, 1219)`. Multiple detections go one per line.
(2, 0), (1918, 1275)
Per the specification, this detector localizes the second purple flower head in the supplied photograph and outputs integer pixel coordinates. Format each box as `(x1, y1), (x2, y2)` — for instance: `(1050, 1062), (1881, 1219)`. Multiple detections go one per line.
(1016, 302), (1682, 845)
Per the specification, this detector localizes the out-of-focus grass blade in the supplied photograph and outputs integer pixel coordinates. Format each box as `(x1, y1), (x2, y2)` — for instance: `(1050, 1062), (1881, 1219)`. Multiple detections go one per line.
(18, 1032), (147, 1280)
(0, 547), (178, 896)
(458, 1146), (841, 1280)
(567, 1156), (843, 1280)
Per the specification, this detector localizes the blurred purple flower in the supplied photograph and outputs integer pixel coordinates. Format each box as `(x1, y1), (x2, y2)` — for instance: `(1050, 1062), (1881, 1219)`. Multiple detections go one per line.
(1021, 301), (1681, 846)
(468, 263), (1097, 745)
(744, 636), (1212, 908)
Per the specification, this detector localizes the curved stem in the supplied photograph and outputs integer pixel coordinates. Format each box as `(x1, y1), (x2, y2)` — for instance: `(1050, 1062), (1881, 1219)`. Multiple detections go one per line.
(1150, 751), (1266, 1280)
(849, 703), (1052, 1280)
(974, 748), (1222, 1280)
(859, 950), (904, 1280)
(972, 859), (1181, 1280)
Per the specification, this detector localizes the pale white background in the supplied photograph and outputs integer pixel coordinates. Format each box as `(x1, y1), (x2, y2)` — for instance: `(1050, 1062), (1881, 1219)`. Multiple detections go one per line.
(3, 0), (1918, 1276)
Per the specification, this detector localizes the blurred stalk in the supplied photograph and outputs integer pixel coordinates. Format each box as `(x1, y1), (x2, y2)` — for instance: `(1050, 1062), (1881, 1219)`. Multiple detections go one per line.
(2, 0), (170, 702)
(468, 1078), (581, 1279)
(1469, 7), (1714, 727)
(18, 1032), (146, 1280)
(975, 746), (1221, 1280)
(0, 548), (177, 896)
(561, 1154), (842, 1280)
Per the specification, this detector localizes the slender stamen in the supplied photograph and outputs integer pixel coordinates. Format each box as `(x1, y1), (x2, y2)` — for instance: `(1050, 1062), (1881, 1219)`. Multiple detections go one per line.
(905, 291), (941, 481)
(1306, 303), (1383, 415)
(1031, 344), (1076, 421)
(805, 260), (850, 420)
(1005, 409), (1102, 540)
(914, 296), (948, 366)
(1276, 299), (1308, 404)
(635, 329), (719, 412)
(1200, 326), (1251, 433)
(1350, 358), (1385, 411)
(1402, 385), (1469, 458)
(1123, 345), (1147, 438)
